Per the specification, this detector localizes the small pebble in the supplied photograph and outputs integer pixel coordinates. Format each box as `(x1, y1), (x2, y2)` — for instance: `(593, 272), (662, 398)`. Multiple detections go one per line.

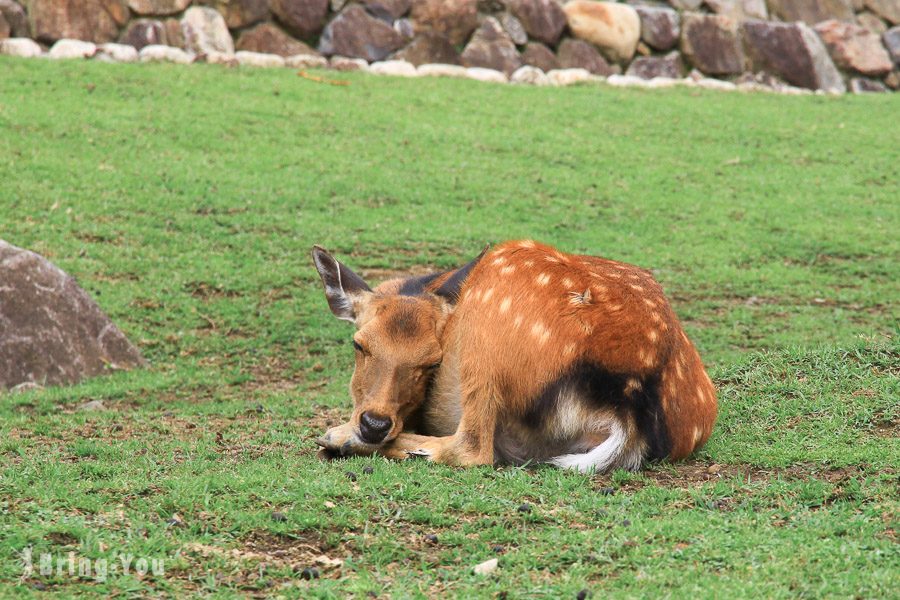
(576, 589), (590, 600)
(254, 404), (264, 413)
(517, 503), (532, 513)
(621, 519), (631, 527)
(271, 511), (287, 522)
(473, 557), (498, 575)
(424, 533), (439, 544)
(345, 471), (357, 482)
(300, 567), (319, 580)
(362, 466), (374, 475)
(492, 545), (504, 553)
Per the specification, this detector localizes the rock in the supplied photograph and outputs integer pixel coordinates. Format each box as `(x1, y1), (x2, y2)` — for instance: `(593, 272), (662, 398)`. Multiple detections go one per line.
(626, 50), (684, 78)
(742, 20), (845, 92)
(200, 0), (269, 29)
(78, 400), (106, 412)
(814, 19), (893, 75)
(473, 558), (499, 575)
(181, 6), (233, 55)
(329, 55), (368, 70)
(235, 50), (285, 67)
(865, 0), (900, 25)
(163, 18), (183, 48)
(849, 77), (888, 92)
(127, 0), (188, 15)
(546, 67), (594, 85)
(417, 62), (468, 76)
(766, 0), (854, 25)
(704, 0), (767, 20)
(856, 12), (887, 35)
(318, 5), (404, 61)
(557, 37), (617, 75)
(511, 64), (550, 84)
(369, 59), (418, 76)
(139, 43), (193, 62)
(270, 0), (329, 41)
(506, 0), (567, 45)
(119, 19), (166, 50)
(0, 0), (28, 38)
(410, 0), (478, 46)
(500, 12), (528, 46)
(680, 12), (744, 76)
(465, 66), (508, 82)
(364, 0), (411, 20)
(0, 12), (10, 39)
(884, 69), (899, 88)
(460, 16), (522, 75)
(564, 1), (640, 63)
(393, 33), (460, 65)
(668, 0), (702, 8)
(0, 36), (41, 56)
(236, 22), (318, 57)
(0, 241), (146, 392)
(884, 26), (900, 65)
(285, 53), (327, 68)
(693, 76), (737, 90)
(96, 42), (138, 61)
(28, 0), (128, 44)
(203, 49), (237, 65)
(521, 41), (558, 71)
(48, 38), (97, 58)
(394, 18), (415, 39)
(634, 5), (679, 51)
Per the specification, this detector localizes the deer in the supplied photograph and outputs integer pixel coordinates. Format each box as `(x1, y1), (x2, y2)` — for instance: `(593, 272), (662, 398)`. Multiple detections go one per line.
(311, 240), (717, 472)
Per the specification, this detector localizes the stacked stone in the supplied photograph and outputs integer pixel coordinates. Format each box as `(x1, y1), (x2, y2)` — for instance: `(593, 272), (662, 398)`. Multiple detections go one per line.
(1, 0), (898, 93)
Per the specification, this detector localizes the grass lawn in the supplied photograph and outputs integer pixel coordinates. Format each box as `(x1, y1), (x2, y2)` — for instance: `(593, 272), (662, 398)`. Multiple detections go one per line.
(0, 57), (898, 598)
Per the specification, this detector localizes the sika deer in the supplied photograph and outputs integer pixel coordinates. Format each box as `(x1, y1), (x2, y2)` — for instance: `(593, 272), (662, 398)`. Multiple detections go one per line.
(312, 240), (717, 472)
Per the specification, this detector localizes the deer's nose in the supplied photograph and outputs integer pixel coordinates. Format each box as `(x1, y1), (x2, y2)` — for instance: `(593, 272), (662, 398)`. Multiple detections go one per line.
(358, 411), (393, 444)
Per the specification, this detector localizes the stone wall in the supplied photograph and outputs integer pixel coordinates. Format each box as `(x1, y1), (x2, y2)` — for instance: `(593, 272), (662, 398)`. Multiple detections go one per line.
(1, 0), (898, 93)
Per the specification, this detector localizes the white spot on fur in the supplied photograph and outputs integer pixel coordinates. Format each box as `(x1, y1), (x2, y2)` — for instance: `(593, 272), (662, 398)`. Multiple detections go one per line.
(693, 426), (703, 444)
(629, 283), (644, 292)
(643, 297), (657, 308)
(499, 297), (512, 314)
(492, 256), (506, 266)
(530, 321), (550, 345)
(500, 265), (515, 275)
(647, 330), (659, 343)
(561, 277), (574, 288)
(624, 378), (642, 395)
(536, 273), (551, 286)
(519, 240), (536, 248)
(675, 361), (684, 381)
(524, 260), (534, 267)
(482, 287), (494, 302)
(639, 348), (654, 367)
(513, 314), (524, 328)
(563, 343), (576, 355)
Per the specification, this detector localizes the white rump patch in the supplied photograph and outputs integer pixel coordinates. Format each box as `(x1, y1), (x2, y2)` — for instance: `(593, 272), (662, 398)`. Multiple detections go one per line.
(549, 420), (643, 473)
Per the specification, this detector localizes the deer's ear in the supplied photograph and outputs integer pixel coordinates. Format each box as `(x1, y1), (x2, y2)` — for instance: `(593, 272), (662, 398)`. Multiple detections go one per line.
(311, 246), (372, 323)
(434, 245), (490, 304)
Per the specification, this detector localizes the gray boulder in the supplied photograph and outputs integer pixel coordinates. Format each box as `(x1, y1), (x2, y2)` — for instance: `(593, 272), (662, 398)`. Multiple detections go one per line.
(0, 240), (146, 391)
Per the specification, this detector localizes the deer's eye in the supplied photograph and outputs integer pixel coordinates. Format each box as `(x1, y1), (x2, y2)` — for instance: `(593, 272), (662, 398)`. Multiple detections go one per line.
(352, 340), (365, 353)
(426, 362), (442, 371)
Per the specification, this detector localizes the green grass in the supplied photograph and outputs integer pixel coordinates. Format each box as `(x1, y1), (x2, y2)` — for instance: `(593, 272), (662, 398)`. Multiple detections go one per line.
(0, 57), (898, 598)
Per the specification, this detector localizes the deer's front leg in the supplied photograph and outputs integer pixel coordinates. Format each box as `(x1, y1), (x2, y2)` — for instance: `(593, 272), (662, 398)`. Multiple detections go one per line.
(379, 395), (498, 467)
(316, 421), (375, 457)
